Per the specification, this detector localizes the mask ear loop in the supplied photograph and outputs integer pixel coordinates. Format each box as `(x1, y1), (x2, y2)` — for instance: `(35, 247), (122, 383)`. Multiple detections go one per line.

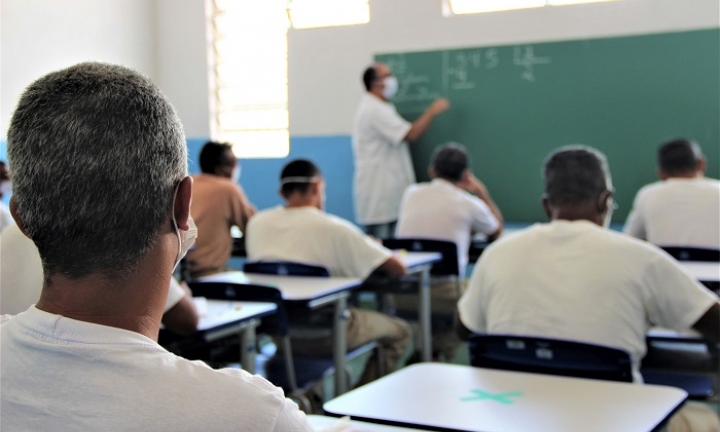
(170, 182), (183, 268)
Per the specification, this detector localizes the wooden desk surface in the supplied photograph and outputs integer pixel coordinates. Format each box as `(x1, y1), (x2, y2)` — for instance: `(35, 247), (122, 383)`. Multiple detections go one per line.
(324, 363), (687, 432)
(195, 271), (362, 302)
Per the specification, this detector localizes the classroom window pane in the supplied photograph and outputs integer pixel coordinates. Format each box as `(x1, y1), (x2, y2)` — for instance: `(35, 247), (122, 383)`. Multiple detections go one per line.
(225, 130), (290, 159)
(208, 0), (290, 158)
(287, 0), (370, 29)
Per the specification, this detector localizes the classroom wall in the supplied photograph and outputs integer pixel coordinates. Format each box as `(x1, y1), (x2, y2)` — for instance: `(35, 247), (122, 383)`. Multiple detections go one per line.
(288, 0), (720, 136)
(2, 0), (718, 222)
(282, 0), (719, 223)
(0, 0), (159, 140)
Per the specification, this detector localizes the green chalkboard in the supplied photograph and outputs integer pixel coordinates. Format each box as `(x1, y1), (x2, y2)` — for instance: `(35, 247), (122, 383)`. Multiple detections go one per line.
(376, 29), (720, 222)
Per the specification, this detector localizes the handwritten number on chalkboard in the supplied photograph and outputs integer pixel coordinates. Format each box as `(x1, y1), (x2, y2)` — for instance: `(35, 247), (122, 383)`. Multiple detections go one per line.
(513, 46), (551, 82)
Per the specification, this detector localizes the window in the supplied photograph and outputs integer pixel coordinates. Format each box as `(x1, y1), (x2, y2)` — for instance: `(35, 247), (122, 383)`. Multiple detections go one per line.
(207, 0), (290, 158)
(287, 0), (370, 30)
(445, 0), (620, 15)
(207, 0), (370, 158)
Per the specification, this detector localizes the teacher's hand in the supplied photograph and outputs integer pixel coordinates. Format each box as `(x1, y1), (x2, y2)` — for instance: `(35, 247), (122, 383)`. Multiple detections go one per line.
(430, 98), (450, 115)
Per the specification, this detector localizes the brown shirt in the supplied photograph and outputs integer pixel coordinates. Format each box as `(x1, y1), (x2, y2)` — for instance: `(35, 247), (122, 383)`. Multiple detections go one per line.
(188, 174), (255, 277)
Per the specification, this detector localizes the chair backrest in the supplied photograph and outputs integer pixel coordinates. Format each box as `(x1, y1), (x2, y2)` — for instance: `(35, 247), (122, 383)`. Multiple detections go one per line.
(383, 238), (460, 277)
(468, 334), (633, 383)
(661, 246), (720, 262)
(244, 261), (330, 277)
(187, 281), (289, 336)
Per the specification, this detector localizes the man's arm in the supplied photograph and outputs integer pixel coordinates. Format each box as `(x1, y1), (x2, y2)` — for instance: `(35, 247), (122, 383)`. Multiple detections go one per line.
(162, 280), (200, 336)
(691, 302), (720, 343)
(376, 255), (407, 277)
(461, 173), (504, 240)
(231, 183), (256, 231)
(404, 98), (450, 143)
(162, 295), (200, 336)
(623, 193), (646, 239)
(454, 309), (474, 341)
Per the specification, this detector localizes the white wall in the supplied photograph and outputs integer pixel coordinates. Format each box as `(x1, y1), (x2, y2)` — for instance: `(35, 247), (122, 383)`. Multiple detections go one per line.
(3, 0), (717, 140)
(0, 0), (158, 139)
(156, 0), (211, 138)
(288, 0), (720, 136)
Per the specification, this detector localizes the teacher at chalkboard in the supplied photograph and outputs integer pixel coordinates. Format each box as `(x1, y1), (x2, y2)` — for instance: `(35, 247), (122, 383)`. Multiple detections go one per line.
(352, 63), (450, 237)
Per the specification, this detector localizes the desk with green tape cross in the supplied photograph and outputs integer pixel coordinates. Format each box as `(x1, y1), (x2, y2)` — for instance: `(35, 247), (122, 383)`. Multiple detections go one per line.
(324, 363), (686, 432)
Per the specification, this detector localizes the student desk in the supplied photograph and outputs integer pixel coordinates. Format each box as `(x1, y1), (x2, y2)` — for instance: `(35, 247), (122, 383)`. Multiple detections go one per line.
(196, 271), (363, 396)
(679, 261), (720, 292)
(307, 414), (423, 431)
(395, 252), (442, 362)
(324, 363), (687, 432)
(197, 300), (277, 374)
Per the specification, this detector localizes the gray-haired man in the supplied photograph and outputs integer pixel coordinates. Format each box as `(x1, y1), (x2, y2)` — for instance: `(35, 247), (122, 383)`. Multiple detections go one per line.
(1, 62), (313, 431)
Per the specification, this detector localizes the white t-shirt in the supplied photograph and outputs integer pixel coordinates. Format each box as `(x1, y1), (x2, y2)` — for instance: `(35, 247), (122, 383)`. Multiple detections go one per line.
(458, 220), (718, 381)
(246, 206), (392, 279)
(395, 178), (499, 276)
(352, 93), (414, 225)
(0, 223), (185, 315)
(0, 201), (13, 234)
(624, 177), (720, 248)
(0, 307), (313, 431)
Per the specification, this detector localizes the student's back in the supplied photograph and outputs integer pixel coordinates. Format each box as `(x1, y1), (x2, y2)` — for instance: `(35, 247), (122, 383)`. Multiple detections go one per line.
(1, 308), (308, 431)
(625, 138), (720, 248)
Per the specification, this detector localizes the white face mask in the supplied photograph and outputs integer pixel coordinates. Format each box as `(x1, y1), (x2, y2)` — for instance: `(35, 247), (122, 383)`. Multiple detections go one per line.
(0, 181), (12, 197)
(232, 165), (241, 184)
(382, 76), (398, 99)
(171, 185), (198, 271)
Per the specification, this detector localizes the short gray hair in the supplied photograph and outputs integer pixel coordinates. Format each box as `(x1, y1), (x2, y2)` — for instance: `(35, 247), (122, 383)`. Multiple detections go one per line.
(543, 145), (612, 206)
(7, 62), (187, 279)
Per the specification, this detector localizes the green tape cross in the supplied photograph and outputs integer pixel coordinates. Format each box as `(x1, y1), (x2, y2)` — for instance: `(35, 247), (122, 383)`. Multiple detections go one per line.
(461, 390), (523, 404)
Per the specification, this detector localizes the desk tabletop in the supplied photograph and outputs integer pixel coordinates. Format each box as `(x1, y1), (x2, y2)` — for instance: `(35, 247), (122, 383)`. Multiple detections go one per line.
(307, 415), (423, 431)
(195, 271), (362, 302)
(324, 363), (687, 432)
(679, 261), (719, 283)
(396, 251), (442, 269)
(196, 300), (276, 332)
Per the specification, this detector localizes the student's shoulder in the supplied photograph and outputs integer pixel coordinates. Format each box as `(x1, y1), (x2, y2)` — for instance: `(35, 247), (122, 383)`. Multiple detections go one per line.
(170, 355), (287, 403)
(479, 224), (540, 257)
(323, 213), (365, 235)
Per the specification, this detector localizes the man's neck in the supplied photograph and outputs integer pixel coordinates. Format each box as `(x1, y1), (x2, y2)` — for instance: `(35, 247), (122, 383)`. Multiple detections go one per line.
(550, 203), (602, 226)
(285, 196), (318, 209)
(36, 260), (171, 341)
(368, 90), (387, 102)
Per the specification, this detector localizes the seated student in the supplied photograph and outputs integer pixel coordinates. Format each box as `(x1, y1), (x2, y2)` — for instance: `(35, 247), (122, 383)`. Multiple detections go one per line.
(187, 141), (256, 278)
(455, 145), (719, 431)
(624, 138), (720, 249)
(1, 62), (312, 431)
(0, 224), (199, 334)
(245, 159), (411, 376)
(394, 142), (502, 360)
(0, 160), (14, 234)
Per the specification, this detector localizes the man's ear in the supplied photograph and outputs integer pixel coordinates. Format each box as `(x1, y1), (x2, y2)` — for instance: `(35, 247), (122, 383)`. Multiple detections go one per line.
(173, 176), (193, 231)
(428, 166), (436, 179)
(657, 168), (669, 181)
(597, 189), (612, 214)
(9, 198), (31, 238)
(541, 194), (552, 220)
(697, 157), (707, 175)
